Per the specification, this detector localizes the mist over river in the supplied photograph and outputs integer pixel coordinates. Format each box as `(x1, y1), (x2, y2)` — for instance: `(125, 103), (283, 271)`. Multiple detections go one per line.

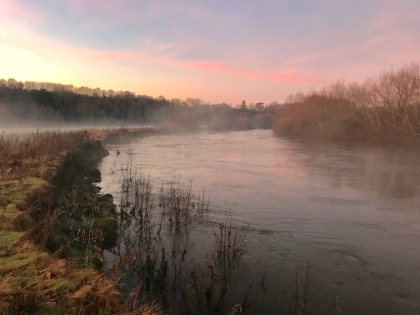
(99, 129), (420, 314)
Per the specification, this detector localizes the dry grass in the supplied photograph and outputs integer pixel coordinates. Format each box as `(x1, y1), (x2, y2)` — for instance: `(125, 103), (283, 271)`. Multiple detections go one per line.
(0, 131), (91, 182)
(110, 170), (250, 314)
(159, 179), (210, 231)
(214, 220), (247, 260)
(0, 130), (161, 314)
(0, 236), (122, 314)
(0, 131), (117, 313)
(159, 179), (193, 230)
(124, 303), (161, 315)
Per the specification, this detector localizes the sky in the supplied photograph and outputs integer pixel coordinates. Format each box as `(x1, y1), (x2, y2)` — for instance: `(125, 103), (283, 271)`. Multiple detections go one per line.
(0, 0), (419, 104)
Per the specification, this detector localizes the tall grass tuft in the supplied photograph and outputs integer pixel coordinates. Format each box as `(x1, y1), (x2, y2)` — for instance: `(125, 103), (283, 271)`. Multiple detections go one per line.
(108, 169), (249, 314)
(0, 131), (92, 182)
(214, 220), (247, 261)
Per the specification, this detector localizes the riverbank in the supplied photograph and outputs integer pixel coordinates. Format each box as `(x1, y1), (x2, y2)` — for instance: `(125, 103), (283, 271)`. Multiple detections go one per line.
(273, 99), (420, 144)
(273, 64), (420, 144)
(0, 130), (158, 313)
(3, 127), (418, 313)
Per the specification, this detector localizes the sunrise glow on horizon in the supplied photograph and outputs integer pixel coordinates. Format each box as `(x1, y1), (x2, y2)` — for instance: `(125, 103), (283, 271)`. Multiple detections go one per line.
(1, 0), (419, 104)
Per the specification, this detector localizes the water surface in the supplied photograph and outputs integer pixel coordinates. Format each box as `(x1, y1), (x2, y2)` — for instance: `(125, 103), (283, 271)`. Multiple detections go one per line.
(99, 129), (420, 314)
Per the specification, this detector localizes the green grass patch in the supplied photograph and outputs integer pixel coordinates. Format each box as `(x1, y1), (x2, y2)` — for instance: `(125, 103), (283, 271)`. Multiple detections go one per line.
(0, 230), (24, 247)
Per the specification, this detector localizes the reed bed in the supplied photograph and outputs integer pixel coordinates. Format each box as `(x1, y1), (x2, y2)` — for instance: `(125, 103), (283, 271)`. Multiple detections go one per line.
(159, 179), (194, 230)
(158, 179), (210, 231)
(108, 169), (248, 314)
(214, 220), (247, 261)
(0, 131), (96, 182)
(103, 162), (345, 314)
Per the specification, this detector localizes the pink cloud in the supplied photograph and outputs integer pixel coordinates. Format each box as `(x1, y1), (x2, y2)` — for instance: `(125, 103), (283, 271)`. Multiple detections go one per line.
(94, 50), (136, 61)
(6, 25), (316, 85)
(2, 24), (132, 62)
(0, 0), (318, 86)
(161, 60), (317, 85)
(183, 61), (259, 79)
(0, 0), (40, 22)
(1, 17), (318, 94)
(266, 70), (316, 84)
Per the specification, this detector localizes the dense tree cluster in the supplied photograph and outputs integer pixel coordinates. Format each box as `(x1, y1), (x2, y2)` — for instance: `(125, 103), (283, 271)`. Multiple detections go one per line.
(0, 84), (170, 122)
(0, 80), (278, 130)
(274, 63), (420, 142)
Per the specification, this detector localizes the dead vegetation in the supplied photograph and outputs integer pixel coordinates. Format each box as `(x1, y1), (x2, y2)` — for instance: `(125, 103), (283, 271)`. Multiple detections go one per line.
(106, 169), (250, 314)
(0, 130), (161, 314)
(0, 131), (91, 182)
(0, 227), (121, 313)
(214, 220), (247, 261)
(274, 63), (420, 143)
(106, 166), (346, 314)
(159, 179), (195, 231)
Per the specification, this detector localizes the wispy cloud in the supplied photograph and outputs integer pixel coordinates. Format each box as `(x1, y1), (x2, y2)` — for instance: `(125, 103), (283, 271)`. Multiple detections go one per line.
(160, 60), (317, 85)
(0, 0), (40, 22)
(1, 14), (316, 87)
(0, 0), (418, 102)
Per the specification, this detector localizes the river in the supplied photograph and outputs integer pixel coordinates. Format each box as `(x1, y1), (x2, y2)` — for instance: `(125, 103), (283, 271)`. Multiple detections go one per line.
(99, 129), (420, 314)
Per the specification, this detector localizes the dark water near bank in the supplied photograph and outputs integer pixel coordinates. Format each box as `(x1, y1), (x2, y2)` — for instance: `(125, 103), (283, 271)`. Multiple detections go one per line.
(99, 129), (420, 314)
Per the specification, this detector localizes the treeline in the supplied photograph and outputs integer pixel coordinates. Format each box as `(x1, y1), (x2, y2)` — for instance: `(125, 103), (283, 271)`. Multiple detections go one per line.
(0, 78), (133, 97)
(0, 80), (277, 130)
(273, 63), (420, 143)
(0, 84), (171, 123)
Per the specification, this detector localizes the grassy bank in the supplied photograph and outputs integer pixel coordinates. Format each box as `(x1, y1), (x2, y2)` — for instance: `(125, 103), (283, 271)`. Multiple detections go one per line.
(0, 130), (156, 313)
(273, 64), (420, 143)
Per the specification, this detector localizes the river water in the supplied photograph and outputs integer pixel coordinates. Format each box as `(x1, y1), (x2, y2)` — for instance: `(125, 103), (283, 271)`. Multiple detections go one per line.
(98, 129), (420, 314)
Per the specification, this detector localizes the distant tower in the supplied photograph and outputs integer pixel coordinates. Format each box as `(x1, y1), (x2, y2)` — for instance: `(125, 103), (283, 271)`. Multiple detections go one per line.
(255, 102), (264, 111)
(240, 100), (247, 110)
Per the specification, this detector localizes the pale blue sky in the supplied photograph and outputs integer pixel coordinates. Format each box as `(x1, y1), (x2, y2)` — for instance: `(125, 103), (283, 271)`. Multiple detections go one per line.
(1, 0), (419, 103)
